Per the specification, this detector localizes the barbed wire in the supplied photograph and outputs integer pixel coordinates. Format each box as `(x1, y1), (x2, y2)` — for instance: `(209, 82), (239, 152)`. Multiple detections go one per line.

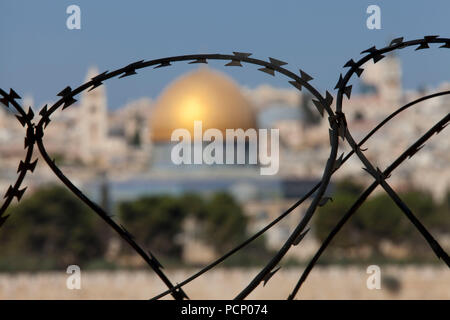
(151, 88), (450, 300)
(4, 53), (335, 300)
(234, 36), (450, 300)
(0, 36), (448, 300)
(288, 113), (450, 299)
(0, 89), (38, 229)
(334, 35), (450, 269)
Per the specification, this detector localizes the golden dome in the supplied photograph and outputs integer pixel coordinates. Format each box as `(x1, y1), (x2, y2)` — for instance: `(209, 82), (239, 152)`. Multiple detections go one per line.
(150, 67), (256, 142)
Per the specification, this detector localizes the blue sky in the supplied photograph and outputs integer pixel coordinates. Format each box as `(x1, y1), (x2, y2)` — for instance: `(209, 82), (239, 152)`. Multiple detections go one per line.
(1, 0), (449, 110)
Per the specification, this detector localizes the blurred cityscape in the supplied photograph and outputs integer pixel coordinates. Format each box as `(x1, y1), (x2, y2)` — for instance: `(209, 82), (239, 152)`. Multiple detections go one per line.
(0, 53), (448, 271)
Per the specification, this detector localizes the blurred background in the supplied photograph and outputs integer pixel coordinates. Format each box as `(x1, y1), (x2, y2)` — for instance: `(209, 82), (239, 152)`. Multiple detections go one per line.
(0, 1), (449, 299)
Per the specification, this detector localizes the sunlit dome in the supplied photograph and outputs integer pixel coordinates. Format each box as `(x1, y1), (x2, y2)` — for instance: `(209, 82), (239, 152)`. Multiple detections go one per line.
(150, 67), (256, 142)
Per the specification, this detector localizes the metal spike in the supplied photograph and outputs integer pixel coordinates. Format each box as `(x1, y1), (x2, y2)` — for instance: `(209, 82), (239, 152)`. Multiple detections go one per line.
(325, 91), (333, 107)
(62, 97), (77, 110)
(361, 46), (377, 54)
(119, 70), (137, 78)
(343, 85), (352, 99)
(373, 167), (388, 182)
(17, 159), (38, 173)
(415, 42), (429, 51)
(343, 59), (363, 77)
(39, 104), (51, 128)
(88, 81), (103, 92)
(188, 58), (207, 64)
(299, 69), (313, 82)
(289, 80), (302, 91)
(91, 71), (109, 82)
(30, 159), (40, 172)
(293, 228), (310, 246)
(24, 136), (33, 149)
(258, 67), (275, 76)
(263, 266), (281, 286)
(338, 123), (346, 140)
(375, 167), (383, 180)
(57, 86), (72, 97)
(120, 224), (134, 240)
(0, 88), (21, 107)
(15, 114), (27, 127)
(268, 57), (287, 66)
(318, 196), (333, 207)
(424, 35), (439, 41)
(154, 61), (171, 69)
(233, 52), (252, 58)
(125, 60), (145, 69)
(376, 167), (390, 180)
(355, 67), (364, 77)
(17, 161), (26, 173)
(334, 74), (344, 90)
(390, 37), (404, 46)
(149, 251), (164, 269)
(372, 54), (385, 63)
(333, 153), (345, 170)
(39, 104), (48, 117)
(3, 186), (13, 199)
(362, 166), (384, 181)
(0, 97), (8, 107)
(4, 186), (27, 201)
(343, 59), (355, 68)
(408, 144), (425, 159)
(27, 107), (34, 118)
(0, 89), (9, 106)
(435, 121), (449, 134)
(225, 60), (242, 67)
(16, 108), (34, 127)
(9, 88), (21, 100)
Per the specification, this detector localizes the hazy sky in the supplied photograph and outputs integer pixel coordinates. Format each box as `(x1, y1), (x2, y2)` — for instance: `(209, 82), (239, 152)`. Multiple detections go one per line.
(1, 1), (450, 109)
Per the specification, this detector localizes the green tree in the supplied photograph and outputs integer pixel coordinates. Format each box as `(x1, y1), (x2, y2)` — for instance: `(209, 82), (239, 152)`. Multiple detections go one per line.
(202, 192), (248, 254)
(356, 190), (442, 246)
(118, 195), (186, 257)
(0, 185), (106, 269)
(179, 193), (207, 219)
(314, 185), (361, 248)
(314, 178), (446, 259)
(118, 192), (250, 258)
